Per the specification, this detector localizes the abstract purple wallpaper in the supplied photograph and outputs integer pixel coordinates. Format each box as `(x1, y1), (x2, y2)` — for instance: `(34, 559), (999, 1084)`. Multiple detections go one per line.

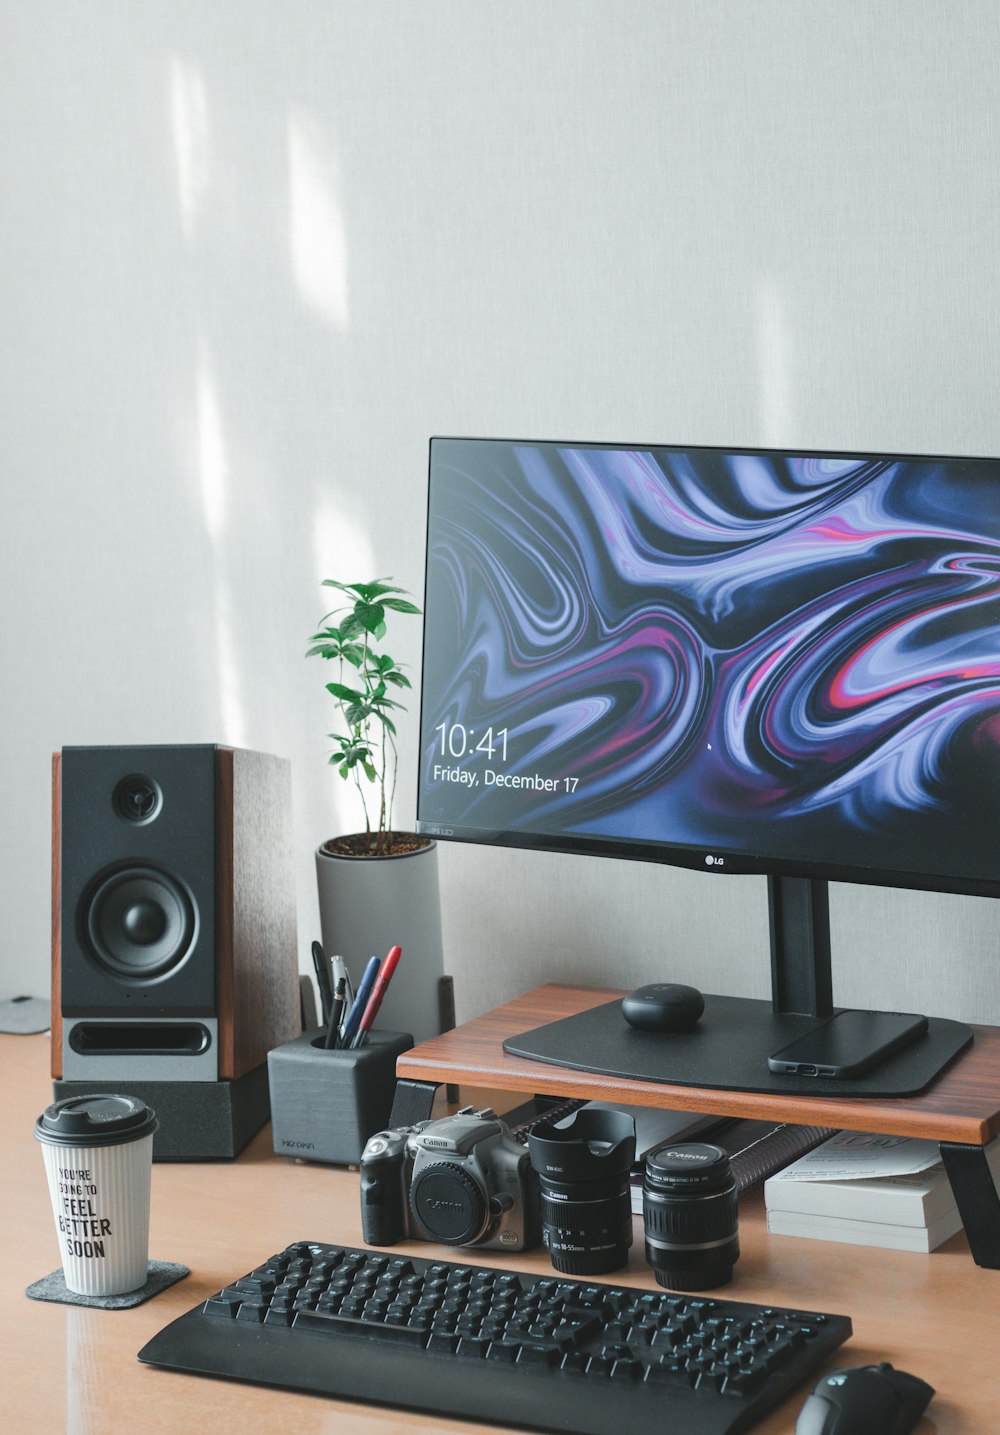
(419, 439), (1000, 888)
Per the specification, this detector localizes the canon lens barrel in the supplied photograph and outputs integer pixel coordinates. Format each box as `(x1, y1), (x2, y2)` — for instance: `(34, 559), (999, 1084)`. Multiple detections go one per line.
(642, 1141), (739, 1290)
(527, 1108), (636, 1276)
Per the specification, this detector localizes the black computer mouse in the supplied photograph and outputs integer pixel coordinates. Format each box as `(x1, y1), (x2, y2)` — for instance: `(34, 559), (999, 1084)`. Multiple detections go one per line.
(621, 983), (705, 1033)
(795, 1362), (935, 1435)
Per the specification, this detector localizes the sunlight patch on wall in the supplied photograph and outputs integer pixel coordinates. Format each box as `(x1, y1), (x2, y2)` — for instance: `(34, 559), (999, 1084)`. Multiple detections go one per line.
(755, 275), (794, 446)
(287, 111), (350, 330)
(214, 585), (246, 750)
(169, 58), (210, 242)
(195, 338), (245, 748)
(196, 339), (228, 539)
(312, 492), (375, 597)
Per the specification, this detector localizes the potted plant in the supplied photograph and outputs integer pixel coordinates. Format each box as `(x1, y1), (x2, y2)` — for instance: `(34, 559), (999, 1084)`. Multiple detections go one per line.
(308, 579), (445, 1043)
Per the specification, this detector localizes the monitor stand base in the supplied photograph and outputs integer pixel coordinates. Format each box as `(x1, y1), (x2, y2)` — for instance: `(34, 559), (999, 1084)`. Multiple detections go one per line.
(502, 994), (972, 1098)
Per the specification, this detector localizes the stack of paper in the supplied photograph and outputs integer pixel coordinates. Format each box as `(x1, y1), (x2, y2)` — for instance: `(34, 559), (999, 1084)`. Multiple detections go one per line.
(765, 1130), (1000, 1253)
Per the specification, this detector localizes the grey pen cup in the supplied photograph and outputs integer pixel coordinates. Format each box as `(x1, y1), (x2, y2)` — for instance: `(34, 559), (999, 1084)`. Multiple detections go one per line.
(267, 1028), (413, 1165)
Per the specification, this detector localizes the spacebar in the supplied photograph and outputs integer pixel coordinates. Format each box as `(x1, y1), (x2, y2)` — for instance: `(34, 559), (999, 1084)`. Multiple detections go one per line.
(292, 1310), (429, 1346)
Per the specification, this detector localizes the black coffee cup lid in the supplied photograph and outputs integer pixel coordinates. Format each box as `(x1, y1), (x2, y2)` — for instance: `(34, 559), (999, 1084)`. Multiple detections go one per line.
(35, 1093), (158, 1147)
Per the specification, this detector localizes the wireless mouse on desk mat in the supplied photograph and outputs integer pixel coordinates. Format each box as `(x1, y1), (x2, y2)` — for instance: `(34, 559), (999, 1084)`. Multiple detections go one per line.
(796, 1362), (934, 1435)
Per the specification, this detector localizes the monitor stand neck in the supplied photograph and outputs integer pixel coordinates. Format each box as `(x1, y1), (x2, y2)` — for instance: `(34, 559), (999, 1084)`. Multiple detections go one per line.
(768, 875), (834, 1019)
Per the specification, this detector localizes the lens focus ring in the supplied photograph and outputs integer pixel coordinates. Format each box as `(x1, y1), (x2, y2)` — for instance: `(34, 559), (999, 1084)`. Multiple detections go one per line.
(641, 1143), (740, 1290)
(643, 1182), (738, 1246)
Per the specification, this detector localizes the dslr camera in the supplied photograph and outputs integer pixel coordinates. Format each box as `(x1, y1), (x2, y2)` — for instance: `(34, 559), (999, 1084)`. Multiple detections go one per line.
(359, 1106), (539, 1252)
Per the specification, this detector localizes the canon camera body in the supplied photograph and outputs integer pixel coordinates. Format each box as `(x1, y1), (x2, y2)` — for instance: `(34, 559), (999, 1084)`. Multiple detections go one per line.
(360, 1106), (539, 1252)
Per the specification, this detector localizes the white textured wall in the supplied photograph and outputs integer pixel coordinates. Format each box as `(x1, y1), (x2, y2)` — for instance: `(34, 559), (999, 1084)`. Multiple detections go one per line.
(2, 1), (998, 1026)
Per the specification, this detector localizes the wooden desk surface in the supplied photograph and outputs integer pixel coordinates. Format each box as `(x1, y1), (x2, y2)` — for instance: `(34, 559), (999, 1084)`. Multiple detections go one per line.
(5, 1031), (998, 1434)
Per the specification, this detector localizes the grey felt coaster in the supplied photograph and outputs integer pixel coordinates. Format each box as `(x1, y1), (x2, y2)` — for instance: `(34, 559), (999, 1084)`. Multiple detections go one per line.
(0, 995), (50, 1034)
(26, 1261), (189, 1309)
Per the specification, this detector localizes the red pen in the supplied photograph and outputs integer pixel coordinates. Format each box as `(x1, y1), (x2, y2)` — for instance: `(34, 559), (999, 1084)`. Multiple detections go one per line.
(351, 946), (403, 1047)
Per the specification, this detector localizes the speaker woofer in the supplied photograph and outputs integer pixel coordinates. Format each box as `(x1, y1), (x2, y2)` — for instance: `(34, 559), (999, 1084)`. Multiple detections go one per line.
(83, 866), (198, 980)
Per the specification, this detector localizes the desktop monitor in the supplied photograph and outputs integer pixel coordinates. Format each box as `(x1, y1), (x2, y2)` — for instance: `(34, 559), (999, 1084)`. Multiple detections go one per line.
(416, 437), (997, 1088)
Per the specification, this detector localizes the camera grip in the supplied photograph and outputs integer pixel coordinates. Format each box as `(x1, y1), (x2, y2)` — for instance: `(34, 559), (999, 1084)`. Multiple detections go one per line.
(360, 1167), (404, 1245)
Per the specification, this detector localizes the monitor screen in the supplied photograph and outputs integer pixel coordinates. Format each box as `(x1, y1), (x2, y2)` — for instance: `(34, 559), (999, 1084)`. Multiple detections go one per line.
(417, 438), (1000, 898)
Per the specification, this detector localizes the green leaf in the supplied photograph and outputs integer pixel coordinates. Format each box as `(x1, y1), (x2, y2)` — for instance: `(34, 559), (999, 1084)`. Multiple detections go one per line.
(379, 714), (397, 736)
(380, 597), (421, 614)
(328, 577), (410, 598)
(337, 614), (364, 641)
(352, 580), (410, 602)
(345, 702), (374, 726)
(326, 682), (365, 704)
(321, 579), (361, 597)
(361, 760), (377, 782)
(355, 602), (386, 634)
(330, 736), (374, 771)
(384, 670), (411, 688)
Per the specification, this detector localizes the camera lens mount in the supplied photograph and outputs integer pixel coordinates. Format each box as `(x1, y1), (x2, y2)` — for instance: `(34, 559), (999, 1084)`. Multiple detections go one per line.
(408, 1162), (489, 1245)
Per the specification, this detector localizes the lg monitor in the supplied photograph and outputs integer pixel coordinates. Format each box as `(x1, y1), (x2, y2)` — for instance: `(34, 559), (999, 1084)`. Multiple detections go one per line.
(417, 437), (997, 1089)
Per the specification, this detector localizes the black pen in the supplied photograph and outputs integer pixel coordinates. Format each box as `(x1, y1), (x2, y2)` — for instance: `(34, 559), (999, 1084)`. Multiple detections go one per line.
(311, 940), (334, 1026)
(324, 977), (347, 1050)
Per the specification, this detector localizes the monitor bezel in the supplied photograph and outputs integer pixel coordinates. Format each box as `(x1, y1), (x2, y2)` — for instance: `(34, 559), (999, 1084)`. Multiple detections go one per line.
(417, 435), (1000, 903)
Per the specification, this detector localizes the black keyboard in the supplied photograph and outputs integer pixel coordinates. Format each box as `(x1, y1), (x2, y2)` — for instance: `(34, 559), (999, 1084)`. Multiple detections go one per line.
(138, 1241), (852, 1435)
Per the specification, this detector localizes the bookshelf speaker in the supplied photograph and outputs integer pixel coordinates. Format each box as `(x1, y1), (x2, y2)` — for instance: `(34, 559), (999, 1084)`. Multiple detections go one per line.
(51, 744), (300, 1157)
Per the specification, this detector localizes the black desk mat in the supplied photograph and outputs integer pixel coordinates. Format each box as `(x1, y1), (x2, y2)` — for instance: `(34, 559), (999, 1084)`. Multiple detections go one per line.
(504, 995), (973, 1098)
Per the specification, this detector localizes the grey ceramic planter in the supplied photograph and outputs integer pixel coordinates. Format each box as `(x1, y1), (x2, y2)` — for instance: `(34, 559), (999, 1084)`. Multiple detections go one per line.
(315, 837), (445, 1045)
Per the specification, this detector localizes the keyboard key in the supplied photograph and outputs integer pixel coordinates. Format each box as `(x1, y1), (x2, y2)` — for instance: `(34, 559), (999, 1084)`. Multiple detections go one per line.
(517, 1342), (560, 1366)
(426, 1332), (459, 1353)
(485, 1340), (519, 1363)
(645, 1358), (691, 1386)
(610, 1358), (642, 1381)
(456, 1336), (490, 1358)
(294, 1309), (428, 1347)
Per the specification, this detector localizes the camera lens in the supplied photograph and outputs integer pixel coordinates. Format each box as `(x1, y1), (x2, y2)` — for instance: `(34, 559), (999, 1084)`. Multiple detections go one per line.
(642, 1142), (739, 1290)
(527, 1108), (636, 1276)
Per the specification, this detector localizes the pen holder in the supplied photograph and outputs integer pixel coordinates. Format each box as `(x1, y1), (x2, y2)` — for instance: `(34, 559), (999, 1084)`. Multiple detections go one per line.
(267, 1028), (413, 1165)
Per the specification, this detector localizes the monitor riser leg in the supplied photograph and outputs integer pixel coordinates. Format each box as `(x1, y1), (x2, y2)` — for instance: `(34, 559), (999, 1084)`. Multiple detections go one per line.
(389, 1077), (439, 1127)
(940, 1142), (1000, 1268)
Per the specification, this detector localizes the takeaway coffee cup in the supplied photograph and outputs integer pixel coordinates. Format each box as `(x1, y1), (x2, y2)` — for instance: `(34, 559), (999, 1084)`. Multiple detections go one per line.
(35, 1094), (158, 1296)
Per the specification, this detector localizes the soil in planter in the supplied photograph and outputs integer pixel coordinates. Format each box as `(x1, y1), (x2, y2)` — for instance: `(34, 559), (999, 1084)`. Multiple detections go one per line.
(321, 832), (432, 859)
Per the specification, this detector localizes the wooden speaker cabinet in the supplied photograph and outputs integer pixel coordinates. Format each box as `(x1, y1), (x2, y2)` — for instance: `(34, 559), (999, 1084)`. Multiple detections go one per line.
(51, 745), (300, 1158)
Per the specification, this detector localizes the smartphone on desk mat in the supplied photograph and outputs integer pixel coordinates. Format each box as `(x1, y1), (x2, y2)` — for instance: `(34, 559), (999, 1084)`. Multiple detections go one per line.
(767, 1009), (929, 1079)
